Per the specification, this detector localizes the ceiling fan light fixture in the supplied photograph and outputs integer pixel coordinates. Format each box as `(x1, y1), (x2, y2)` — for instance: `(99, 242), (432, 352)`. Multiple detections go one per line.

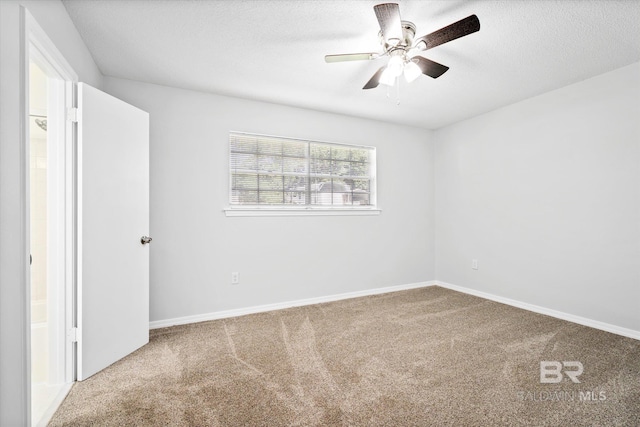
(325, 4), (481, 91)
(386, 55), (404, 77)
(403, 60), (422, 83)
(379, 67), (397, 86)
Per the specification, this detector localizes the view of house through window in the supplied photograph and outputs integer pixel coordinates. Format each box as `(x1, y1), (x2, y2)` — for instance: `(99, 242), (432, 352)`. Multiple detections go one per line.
(229, 132), (375, 207)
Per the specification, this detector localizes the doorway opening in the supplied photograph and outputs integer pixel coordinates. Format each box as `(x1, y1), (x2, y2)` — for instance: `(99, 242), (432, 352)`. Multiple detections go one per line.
(29, 58), (60, 425)
(27, 21), (77, 425)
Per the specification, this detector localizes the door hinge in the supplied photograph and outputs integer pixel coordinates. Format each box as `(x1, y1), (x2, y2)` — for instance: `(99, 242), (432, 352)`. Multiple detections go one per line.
(67, 107), (78, 123)
(68, 327), (78, 343)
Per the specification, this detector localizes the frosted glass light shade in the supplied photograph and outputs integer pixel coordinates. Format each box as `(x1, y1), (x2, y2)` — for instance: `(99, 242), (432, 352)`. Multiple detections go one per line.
(404, 61), (422, 82)
(387, 55), (404, 77)
(379, 67), (396, 86)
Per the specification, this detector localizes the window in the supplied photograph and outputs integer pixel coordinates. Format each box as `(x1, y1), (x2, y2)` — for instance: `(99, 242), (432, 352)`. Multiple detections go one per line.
(228, 132), (377, 215)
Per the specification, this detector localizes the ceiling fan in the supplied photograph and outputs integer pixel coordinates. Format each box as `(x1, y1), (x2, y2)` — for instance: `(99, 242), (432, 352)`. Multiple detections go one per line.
(325, 3), (480, 89)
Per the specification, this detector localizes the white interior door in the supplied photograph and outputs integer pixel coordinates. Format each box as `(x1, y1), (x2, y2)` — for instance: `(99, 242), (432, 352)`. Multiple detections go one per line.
(77, 82), (149, 380)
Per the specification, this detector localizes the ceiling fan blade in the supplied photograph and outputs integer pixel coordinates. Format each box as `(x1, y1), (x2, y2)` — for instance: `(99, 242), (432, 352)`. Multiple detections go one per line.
(415, 15), (480, 51)
(413, 56), (449, 79)
(374, 3), (403, 46)
(325, 53), (379, 63)
(362, 67), (386, 90)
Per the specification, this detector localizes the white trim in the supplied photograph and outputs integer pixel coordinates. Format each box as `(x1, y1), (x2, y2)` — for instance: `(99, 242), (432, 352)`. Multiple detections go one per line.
(150, 281), (435, 329)
(23, 9), (78, 426)
(19, 7), (31, 425)
(224, 207), (382, 217)
(434, 281), (640, 341)
(26, 14), (77, 82)
(26, 9), (78, 385)
(34, 382), (73, 427)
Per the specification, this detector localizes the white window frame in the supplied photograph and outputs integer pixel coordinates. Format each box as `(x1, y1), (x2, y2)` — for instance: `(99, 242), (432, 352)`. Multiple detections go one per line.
(224, 132), (380, 217)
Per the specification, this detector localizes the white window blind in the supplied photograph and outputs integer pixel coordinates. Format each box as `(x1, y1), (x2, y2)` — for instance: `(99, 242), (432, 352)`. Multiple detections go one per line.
(229, 132), (375, 208)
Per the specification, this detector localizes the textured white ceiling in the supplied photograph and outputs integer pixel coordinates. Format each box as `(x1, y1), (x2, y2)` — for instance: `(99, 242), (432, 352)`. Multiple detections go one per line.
(62, 0), (640, 130)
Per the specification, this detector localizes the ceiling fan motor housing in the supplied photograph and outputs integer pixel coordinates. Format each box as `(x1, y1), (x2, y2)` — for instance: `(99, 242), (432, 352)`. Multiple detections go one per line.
(379, 20), (416, 53)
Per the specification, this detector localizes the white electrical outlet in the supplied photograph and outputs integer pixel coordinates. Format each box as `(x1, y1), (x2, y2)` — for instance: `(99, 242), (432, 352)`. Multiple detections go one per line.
(472, 259), (478, 270)
(231, 272), (239, 284)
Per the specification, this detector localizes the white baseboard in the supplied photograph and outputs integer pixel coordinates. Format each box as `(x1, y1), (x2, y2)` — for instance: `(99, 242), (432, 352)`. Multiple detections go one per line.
(149, 280), (639, 341)
(35, 382), (73, 427)
(149, 281), (436, 329)
(434, 281), (640, 341)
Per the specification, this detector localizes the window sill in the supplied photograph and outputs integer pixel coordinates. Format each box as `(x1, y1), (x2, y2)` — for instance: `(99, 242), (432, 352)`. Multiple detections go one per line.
(224, 207), (382, 217)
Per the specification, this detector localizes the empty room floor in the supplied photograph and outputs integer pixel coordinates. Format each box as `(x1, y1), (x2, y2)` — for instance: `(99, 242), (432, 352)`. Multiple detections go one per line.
(50, 287), (640, 426)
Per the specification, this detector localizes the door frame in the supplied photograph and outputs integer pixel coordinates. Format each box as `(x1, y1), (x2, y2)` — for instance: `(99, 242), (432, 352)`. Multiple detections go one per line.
(24, 8), (78, 424)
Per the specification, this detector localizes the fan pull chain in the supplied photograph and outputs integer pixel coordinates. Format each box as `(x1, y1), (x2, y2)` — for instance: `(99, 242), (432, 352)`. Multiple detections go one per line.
(384, 77), (401, 105)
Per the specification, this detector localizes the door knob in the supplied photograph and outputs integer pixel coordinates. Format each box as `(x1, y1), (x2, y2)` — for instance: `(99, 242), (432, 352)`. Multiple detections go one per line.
(140, 236), (152, 245)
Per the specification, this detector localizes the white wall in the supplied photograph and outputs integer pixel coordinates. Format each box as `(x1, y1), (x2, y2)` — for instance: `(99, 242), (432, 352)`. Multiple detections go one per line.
(0, 1), (102, 424)
(434, 62), (640, 332)
(103, 77), (435, 323)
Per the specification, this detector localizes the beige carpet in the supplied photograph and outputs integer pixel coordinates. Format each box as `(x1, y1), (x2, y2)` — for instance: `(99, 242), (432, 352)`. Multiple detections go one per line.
(49, 286), (640, 426)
